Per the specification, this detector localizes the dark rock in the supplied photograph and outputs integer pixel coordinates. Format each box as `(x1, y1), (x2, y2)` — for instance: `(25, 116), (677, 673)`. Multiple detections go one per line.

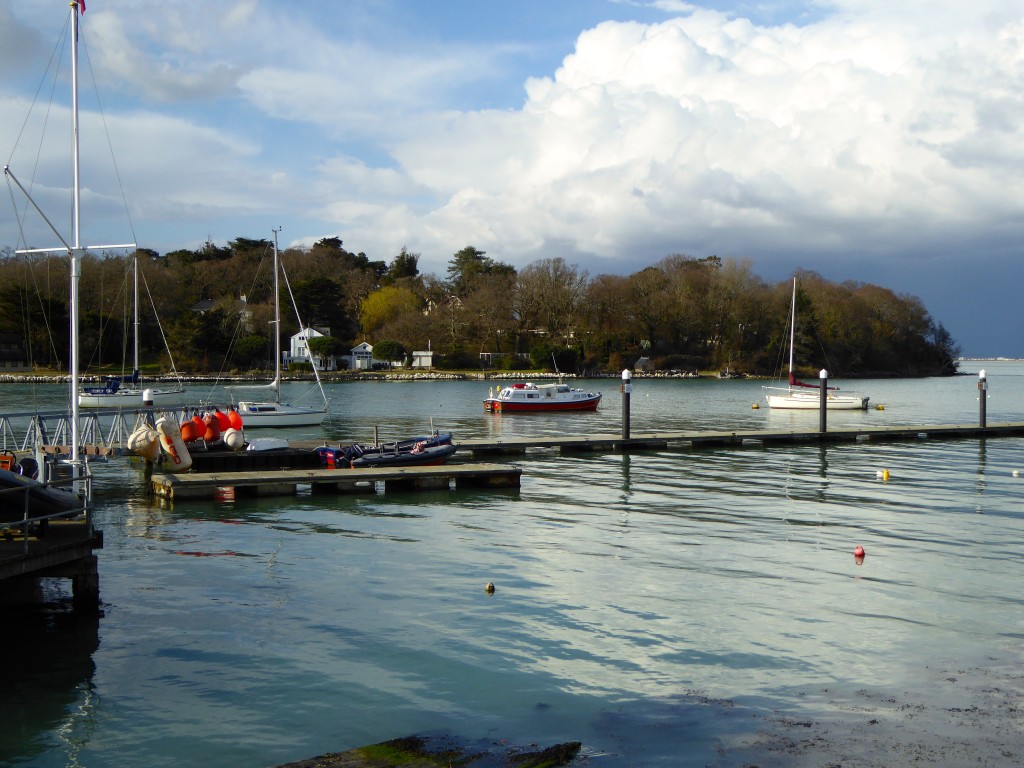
(273, 735), (581, 768)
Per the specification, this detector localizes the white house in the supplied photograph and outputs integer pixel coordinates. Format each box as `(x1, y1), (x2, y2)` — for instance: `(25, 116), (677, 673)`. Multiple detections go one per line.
(288, 327), (337, 370)
(349, 341), (375, 370)
(411, 350), (433, 369)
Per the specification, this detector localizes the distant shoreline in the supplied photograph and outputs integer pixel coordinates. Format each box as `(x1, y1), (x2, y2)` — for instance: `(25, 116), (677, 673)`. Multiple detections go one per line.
(1, 361), (999, 386)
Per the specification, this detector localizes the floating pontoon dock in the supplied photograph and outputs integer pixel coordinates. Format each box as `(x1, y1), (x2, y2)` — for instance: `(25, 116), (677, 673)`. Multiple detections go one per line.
(151, 463), (521, 502)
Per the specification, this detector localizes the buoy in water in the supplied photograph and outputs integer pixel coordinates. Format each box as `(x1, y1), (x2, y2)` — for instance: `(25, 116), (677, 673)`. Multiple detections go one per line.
(876, 469), (890, 481)
(484, 582), (495, 594)
(876, 404), (885, 410)
(1014, 470), (1021, 477)
(751, 403), (760, 409)
(854, 545), (865, 557)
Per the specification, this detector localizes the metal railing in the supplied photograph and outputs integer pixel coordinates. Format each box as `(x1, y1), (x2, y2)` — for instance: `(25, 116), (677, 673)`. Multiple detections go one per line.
(0, 406), (194, 454)
(0, 470), (92, 556)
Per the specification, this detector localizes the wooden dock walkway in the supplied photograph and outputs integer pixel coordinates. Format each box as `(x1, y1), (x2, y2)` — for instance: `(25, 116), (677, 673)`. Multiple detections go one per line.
(153, 420), (1024, 502)
(151, 462), (522, 502)
(0, 517), (101, 610)
(448, 421), (1024, 455)
(289, 421), (1024, 458)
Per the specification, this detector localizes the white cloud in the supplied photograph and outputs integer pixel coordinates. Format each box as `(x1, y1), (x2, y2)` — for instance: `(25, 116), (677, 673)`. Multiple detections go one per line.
(328, 3), (1024, 280)
(5, 1), (1024, 352)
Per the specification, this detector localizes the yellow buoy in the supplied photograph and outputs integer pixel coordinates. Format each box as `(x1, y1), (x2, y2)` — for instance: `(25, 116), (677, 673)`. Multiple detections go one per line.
(876, 404), (885, 410)
(751, 403), (760, 409)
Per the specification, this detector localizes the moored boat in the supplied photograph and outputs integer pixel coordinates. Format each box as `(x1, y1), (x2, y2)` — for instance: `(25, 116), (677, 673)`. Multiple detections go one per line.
(0, 465), (82, 523)
(80, 373), (186, 409)
(235, 229), (329, 427)
(78, 253), (186, 408)
(484, 382), (602, 412)
(317, 432), (456, 468)
(763, 278), (869, 411)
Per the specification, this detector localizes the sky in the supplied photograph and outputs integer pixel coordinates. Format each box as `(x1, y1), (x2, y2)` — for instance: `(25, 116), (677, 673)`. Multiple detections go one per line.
(1, 0), (1022, 357)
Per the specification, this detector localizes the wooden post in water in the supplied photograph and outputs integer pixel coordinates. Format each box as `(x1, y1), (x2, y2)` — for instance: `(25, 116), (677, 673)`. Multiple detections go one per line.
(819, 369), (828, 433)
(621, 369), (632, 440)
(979, 369), (987, 428)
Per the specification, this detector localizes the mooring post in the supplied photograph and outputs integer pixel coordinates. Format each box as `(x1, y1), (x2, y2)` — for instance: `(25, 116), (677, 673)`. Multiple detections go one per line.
(142, 388), (155, 426)
(621, 368), (632, 440)
(819, 369), (828, 433)
(978, 369), (987, 429)
(72, 555), (101, 613)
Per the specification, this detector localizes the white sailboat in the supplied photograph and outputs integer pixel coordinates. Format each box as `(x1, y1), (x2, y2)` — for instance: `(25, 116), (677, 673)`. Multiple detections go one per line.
(763, 278), (869, 410)
(236, 228), (329, 427)
(78, 253), (187, 408)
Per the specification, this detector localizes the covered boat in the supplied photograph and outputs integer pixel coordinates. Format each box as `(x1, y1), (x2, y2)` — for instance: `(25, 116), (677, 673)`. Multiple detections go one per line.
(484, 382), (602, 412)
(0, 466), (83, 524)
(316, 432), (456, 468)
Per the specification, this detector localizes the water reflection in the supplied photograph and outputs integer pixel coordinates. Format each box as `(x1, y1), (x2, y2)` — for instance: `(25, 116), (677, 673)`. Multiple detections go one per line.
(976, 439), (987, 514)
(0, 602), (99, 764)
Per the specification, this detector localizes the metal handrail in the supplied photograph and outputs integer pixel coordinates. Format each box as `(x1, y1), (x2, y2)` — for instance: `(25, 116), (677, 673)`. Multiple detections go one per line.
(0, 405), (194, 453)
(0, 471), (91, 555)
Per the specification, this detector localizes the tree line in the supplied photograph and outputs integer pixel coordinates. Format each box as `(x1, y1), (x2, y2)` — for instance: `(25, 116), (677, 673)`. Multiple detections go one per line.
(0, 239), (960, 378)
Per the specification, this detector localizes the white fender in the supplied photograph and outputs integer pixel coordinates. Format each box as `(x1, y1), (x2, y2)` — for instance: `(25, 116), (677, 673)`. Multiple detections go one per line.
(156, 416), (192, 473)
(222, 427), (245, 451)
(127, 424), (160, 462)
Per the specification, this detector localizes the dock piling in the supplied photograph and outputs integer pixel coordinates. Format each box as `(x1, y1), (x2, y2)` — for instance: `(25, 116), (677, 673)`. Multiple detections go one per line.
(621, 369), (631, 440)
(979, 369), (987, 428)
(819, 369), (828, 433)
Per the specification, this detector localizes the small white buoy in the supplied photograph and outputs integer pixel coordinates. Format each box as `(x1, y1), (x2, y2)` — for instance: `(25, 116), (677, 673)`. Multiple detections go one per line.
(1013, 470), (1020, 477)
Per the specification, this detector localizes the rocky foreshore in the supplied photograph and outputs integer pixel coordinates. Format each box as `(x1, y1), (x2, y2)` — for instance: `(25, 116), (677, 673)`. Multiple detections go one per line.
(0, 368), (733, 384)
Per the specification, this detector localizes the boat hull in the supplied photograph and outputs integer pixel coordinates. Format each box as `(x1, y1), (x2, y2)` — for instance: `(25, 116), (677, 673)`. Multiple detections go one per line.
(764, 389), (869, 410)
(484, 382), (602, 413)
(484, 397), (601, 412)
(351, 443), (457, 468)
(79, 387), (186, 409)
(0, 467), (82, 522)
(236, 402), (328, 427)
(316, 438), (456, 469)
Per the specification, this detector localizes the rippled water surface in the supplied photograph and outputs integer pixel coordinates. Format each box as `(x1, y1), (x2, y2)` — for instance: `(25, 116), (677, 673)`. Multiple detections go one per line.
(3, 362), (1024, 766)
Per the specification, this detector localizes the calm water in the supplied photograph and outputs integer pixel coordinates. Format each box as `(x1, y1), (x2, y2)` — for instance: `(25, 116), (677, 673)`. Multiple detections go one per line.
(3, 362), (1024, 767)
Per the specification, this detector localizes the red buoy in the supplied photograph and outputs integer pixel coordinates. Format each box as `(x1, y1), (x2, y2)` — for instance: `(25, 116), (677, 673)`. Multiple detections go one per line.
(853, 545), (865, 557)
(202, 413), (221, 442)
(214, 409), (231, 431)
(180, 421), (199, 443)
(227, 409), (243, 430)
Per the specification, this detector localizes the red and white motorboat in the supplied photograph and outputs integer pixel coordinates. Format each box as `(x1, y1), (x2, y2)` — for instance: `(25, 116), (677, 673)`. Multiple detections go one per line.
(484, 382), (602, 412)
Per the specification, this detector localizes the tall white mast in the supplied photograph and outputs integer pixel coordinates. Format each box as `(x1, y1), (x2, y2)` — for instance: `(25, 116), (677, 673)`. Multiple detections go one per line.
(787, 277), (796, 384)
(69, 0), (84, 490)
(133, 252), (140, 377)
(272, 227), (282, 404)
(4, 0), (136, 496)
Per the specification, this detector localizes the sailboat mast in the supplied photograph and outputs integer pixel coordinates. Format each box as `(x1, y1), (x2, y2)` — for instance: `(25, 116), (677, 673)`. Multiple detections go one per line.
(133, 252), (140, 376)
(787, 277), (796, 379)
(272, 227), (282, 405)
(69, 0), (84, 489)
